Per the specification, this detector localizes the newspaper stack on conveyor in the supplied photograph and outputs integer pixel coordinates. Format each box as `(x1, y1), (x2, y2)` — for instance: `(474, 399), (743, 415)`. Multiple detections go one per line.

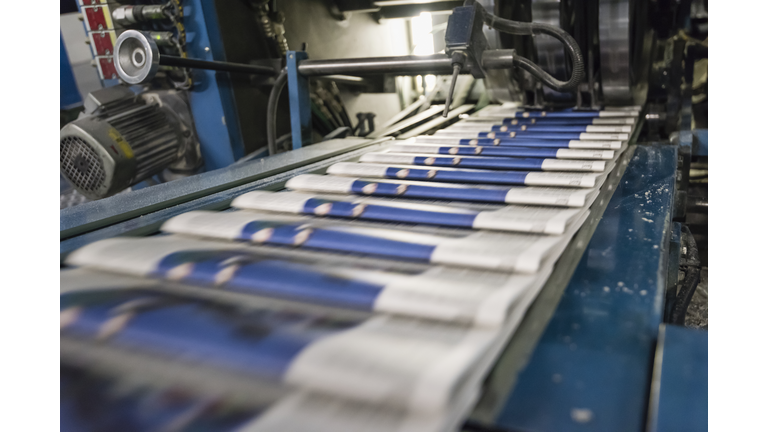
(60, 105), (639, 432)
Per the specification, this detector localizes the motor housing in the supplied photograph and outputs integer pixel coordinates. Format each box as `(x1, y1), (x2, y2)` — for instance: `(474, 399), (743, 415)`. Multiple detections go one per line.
(60, 86), (199, 199)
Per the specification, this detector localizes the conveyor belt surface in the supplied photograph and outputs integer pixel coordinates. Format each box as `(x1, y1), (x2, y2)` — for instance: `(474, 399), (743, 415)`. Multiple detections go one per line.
(60, 104), (641, 432)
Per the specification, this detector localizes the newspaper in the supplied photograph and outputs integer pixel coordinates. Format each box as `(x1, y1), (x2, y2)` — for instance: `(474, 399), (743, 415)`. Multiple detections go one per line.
(59, 271), (499, 413)
(359, 152), (607, 172)
(388, 142), (616, 160)
(326, 162), (600, 188)
(232, 190), (588, 234)
(414, 135), (624, 149)
(62, 360), (473, 432)
(157, 210), (576, 273)
(474, 106), (639, 119)
(441, 124), (633, 133)
(456, 115), (637, 125)
(66, 236), (540, 327)
(286, 174), (600, 207)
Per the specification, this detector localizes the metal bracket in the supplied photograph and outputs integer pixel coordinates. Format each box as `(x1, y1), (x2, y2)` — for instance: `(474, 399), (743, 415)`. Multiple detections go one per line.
(286, 51), (312, 150)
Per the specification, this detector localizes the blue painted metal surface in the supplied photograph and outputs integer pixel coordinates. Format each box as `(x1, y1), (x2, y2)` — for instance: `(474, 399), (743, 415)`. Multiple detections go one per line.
(60, 33), (83, 110)
(287, 51), (312, 150)
(495, 144), (678, 432)
(185, 0), (245, 170)
(648, 324), (708, 432)
(692, 129), (707, 156)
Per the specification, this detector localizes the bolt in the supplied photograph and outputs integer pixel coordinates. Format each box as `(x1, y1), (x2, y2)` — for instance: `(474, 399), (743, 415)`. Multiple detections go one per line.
(204, 47), (210, 52)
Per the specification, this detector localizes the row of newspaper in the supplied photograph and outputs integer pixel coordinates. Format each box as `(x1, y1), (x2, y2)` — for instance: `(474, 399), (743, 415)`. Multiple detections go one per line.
(60, 104), (638, 432)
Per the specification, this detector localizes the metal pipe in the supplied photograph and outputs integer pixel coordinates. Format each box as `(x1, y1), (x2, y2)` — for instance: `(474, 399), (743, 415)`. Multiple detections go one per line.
(296, 50), (515, 77)
(480, 49), (516, 70)
(297, 54), (458, 76)
(158, 55), (278, 76)
(116, 30), (516, 83)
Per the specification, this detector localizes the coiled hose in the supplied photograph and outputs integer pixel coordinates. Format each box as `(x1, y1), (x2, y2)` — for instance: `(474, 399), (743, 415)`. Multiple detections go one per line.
(478, 7), (584, 92)
(267, 69), (289, 155)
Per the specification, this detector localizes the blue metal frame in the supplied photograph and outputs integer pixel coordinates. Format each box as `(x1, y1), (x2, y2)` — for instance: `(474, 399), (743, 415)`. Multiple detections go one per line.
(286, 51), (312, 150)
(184, 0), (245, 170)
(647, 324), (707, 432)
(60, 32), (83, 110)
(495, 144), (678, 432)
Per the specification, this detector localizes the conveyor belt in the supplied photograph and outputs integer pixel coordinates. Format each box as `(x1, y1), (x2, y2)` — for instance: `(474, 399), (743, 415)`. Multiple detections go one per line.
(60, 104), (642, 432)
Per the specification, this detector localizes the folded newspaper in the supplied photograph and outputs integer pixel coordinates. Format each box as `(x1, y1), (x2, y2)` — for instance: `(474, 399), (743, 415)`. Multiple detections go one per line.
(359, 152), (607, 172)
(157, 210), (580, 273)
(441, 124), (633, 134)
(459, 114), (636, 123)
(286, 174), (600, 207)
(473, 107), (639, 119)
(388, 142), (616, 160)
(326, 162), (601, 188)
(62, 361), (473, 432)
(66, 235), (541, 326)
(60, 270), (498, 414)
(231, 190), (588, 235)
(414, 135), (624, 149)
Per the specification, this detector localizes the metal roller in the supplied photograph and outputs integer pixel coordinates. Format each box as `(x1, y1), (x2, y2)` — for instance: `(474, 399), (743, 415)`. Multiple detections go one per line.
(598, 0), (653, 105)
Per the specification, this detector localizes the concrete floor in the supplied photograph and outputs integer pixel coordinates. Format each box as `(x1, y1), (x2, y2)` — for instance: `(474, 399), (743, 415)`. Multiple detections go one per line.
(684, 267), (708, 330)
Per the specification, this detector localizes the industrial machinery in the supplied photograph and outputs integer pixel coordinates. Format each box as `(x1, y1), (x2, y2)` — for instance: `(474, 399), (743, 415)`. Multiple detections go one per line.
(60, 0), (707, 430)
(60, 85), (201, 199)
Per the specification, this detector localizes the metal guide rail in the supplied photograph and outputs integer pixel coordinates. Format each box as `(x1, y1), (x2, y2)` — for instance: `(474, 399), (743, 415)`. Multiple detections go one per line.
(60, 104), (645, 432)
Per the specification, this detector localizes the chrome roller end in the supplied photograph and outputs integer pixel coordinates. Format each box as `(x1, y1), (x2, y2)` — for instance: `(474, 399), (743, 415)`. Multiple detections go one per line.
(114, 30), (160, 85)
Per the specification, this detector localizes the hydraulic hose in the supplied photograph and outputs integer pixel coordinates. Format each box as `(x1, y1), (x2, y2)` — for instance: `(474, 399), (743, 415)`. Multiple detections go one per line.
(267, 69), (289, 155)
(477, 7), (585, 92)
(670, 225), (702, 325)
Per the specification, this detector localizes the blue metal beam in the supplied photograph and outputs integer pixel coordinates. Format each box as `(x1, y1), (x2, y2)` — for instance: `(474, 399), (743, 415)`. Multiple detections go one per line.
(184, 0), (244, 169)
(286, 51), (312, 150)
(647, 324), (708, 432)
(495, 144), (678, 432)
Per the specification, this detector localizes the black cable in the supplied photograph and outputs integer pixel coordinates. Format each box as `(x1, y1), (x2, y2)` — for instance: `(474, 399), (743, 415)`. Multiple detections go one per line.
(670, 225), (702, 325)
(476, 6), (584, 92)
(267, 69), (288, 155)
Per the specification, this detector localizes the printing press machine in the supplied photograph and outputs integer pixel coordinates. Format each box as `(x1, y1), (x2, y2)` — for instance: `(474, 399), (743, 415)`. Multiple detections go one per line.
(60, 1), (708, 431)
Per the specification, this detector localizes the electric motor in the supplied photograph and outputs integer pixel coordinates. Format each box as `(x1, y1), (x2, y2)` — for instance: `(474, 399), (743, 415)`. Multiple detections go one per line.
(60, 86), (195, 200)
